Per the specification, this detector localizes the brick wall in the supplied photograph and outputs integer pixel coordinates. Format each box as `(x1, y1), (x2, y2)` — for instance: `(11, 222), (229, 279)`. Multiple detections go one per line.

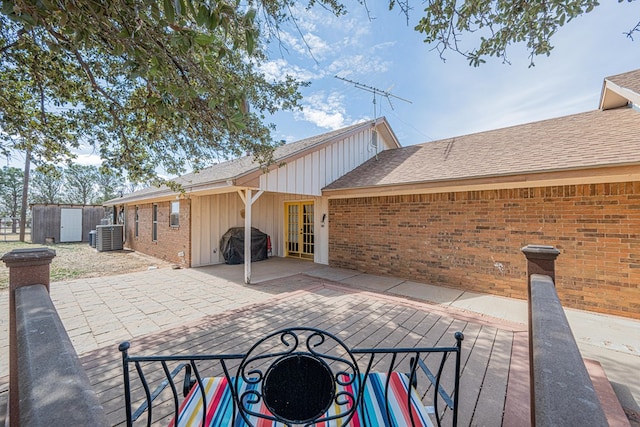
(124, 199), (191, 266)
(329, 182), (640, 319)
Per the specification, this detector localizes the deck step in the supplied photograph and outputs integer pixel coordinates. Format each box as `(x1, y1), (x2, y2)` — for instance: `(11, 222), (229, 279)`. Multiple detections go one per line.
(585, 359), (631, 427)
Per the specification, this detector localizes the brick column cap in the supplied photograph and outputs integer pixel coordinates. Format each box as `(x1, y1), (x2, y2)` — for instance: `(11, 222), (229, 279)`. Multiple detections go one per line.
(2, 248), (56, 267)
(521, 245), (560, 261)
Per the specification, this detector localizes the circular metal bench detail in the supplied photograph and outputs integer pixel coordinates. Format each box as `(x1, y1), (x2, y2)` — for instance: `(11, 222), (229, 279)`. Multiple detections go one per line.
(263, 353), (335, 423)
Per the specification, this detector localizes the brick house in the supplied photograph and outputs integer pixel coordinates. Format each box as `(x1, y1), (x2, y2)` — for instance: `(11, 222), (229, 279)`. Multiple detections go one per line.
(107, 69), (640, 319)
(324, 69), (640, 319)
(106, 118), (400, 275)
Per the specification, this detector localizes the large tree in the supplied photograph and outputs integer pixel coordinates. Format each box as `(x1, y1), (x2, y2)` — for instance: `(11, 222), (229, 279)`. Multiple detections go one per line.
(30, 166), (64, 204)
(64, 163), (98, 205)
(0, 166), (24, 232)
(95, 167), (122, 204)
(406, 0), (638, 66)
(1, 0), (636, 184)
(1, 0), (344, 185)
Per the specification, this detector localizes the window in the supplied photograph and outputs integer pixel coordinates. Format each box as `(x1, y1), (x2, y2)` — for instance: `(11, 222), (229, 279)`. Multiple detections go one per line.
(152, 204), (158, 241)
(134, 206), (139, 238)
(170, 201), (180, 227)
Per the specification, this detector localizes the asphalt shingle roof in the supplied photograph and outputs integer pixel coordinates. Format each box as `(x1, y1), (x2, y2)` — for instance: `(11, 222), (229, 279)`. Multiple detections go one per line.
(324, 107), (640, 191)
(109, 120), (377, 203)
(606, 69), (640, 94)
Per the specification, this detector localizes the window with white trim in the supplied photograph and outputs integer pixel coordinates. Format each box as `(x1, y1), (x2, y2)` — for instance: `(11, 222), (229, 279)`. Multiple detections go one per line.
(170, 201), (180, 228)
(152, 204), (158, 241)
(135, 206), (139, 238)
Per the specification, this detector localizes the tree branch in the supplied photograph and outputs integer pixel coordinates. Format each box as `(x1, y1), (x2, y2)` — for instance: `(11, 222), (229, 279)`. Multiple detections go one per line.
(153, 38), (192, 86)
(625, 21), (640, 41)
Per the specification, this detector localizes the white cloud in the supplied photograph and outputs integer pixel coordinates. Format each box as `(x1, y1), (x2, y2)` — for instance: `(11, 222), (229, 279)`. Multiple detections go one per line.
(276, 31), (308, 56)
(302, 33), (332, 60)
(75, 153), (103, 166)
(259, 58), (320, 81)
(295, 91), (350, 129)
(327, 54), (391, 76)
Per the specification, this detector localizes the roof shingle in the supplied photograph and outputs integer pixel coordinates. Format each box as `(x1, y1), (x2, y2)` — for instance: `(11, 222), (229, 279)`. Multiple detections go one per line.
(108, 120), (381, 204)
(324, 107), (640, 191)
(605, 69), (640, 94)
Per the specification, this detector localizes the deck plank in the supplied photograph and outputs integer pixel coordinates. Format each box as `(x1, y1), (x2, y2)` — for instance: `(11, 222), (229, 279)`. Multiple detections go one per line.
(454, 325), (499, 426)
(470, 328), (513, 426)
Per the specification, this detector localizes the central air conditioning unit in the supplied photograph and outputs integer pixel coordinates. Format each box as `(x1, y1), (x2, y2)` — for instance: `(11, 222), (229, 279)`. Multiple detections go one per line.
(96, 224), (124, 252)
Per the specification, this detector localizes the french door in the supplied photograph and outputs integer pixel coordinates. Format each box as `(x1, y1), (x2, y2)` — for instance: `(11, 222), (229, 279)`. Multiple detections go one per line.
(285, 201), (314, 260)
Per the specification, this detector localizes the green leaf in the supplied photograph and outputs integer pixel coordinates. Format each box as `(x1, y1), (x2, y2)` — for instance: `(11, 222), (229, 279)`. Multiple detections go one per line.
(230, 112), (246, 131)
(164, 0), (175, 23)
(245, 31), (255, 54)
(2, 2), (15, 15)
(196, 5), (208, 26)
(113, 43), (124, 56)
(194, 34), (214, 46)
(245, 8), (256, 23)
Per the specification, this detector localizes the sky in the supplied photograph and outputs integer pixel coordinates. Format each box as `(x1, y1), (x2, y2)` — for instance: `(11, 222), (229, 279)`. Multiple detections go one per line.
(263, 1), (640, 147)
(4, 1), (640, 170)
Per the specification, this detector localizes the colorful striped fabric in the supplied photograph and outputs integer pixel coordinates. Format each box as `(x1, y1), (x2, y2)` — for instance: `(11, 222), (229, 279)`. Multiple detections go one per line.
(169, 372), (434, 427)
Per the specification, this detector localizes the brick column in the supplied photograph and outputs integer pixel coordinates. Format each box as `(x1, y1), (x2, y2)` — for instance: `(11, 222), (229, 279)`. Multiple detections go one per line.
(521, 245), (560, 285)
(1, 248), (56, 427)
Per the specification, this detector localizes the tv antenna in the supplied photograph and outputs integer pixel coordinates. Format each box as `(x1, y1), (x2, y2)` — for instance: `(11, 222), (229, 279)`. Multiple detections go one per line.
(335, 75), (412, 118)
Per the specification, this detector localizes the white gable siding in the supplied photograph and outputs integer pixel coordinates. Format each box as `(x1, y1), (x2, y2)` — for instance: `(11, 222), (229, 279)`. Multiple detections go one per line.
(259, 126), (393, 196)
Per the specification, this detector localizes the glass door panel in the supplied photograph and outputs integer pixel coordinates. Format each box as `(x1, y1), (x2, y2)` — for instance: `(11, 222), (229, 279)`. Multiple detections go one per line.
(285, 202), (314, 260)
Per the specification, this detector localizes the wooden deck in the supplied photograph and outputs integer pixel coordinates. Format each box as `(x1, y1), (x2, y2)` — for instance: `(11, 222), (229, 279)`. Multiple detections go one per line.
(80, 278), (529, 426)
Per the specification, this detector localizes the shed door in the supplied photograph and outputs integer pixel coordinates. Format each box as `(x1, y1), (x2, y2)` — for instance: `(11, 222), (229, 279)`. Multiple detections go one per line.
(285, 202), (314, 260)
(60, 208), (83, 242)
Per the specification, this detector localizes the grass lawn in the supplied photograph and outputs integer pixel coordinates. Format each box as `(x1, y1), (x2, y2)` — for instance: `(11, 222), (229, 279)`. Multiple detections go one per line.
(0, 241), (171, 291)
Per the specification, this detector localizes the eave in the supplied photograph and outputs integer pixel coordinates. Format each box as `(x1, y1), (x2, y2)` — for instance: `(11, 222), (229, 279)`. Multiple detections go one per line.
(600, 79), (640, 110)
(322, 164), (640, 199)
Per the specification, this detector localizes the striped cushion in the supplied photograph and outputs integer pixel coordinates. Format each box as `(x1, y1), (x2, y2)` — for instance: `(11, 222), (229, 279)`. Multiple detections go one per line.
(169, 373), (433, 427)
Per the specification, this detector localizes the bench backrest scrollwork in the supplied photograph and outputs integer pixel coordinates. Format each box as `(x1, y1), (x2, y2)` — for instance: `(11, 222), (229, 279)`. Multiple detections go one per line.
(235, 328), (360, 425)
(120, 327), (464, 427)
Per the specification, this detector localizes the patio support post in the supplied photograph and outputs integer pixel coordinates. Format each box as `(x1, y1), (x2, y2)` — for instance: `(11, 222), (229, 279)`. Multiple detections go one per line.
(1, 248), (56, 427)
(238, 189), (264, 285)
(520, 245), (560, 286)
(244, 189), (252, 284)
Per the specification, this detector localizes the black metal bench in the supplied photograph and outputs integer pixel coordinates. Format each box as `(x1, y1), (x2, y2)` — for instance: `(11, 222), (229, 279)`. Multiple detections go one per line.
(119, 327), (463, 426)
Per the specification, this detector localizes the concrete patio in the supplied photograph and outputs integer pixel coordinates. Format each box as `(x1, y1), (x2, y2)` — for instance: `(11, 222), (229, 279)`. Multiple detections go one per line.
(1, 257), (639, 425)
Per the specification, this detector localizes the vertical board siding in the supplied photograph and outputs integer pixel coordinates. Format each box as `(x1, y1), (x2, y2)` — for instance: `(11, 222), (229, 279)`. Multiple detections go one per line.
(259, 127), (384, 196)
(82, 207), (106, 241)
(31, 205), (104, 244)
(191, 192), (327, 267)
(191, 196), (203, 265)
(191, 192), (244, 267)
